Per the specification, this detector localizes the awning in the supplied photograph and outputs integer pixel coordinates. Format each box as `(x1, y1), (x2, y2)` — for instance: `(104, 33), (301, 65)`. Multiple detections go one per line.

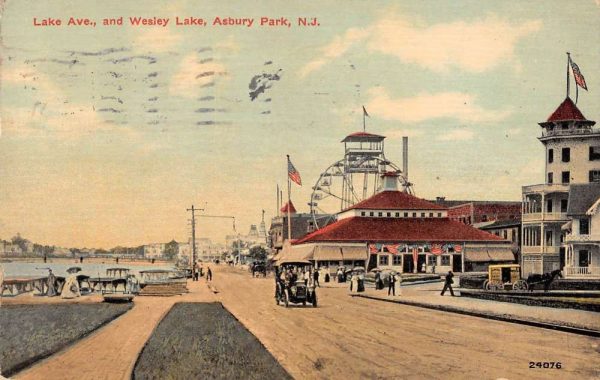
(314, 246), (343, 261)
(278, 244), (315, 263)
(464, 247), (515, 262)
(341, 246), (368, 260)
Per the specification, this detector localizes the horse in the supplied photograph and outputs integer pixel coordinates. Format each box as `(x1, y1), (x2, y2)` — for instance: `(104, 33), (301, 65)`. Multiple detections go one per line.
(527, 269), (562, 292)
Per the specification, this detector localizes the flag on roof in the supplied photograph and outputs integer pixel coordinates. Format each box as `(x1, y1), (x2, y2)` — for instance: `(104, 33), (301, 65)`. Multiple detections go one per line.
(431, 244), (443, 255)
(362, 105), (369, 117)
(287, 156), (302, 186)
(570, 58), (588, 90)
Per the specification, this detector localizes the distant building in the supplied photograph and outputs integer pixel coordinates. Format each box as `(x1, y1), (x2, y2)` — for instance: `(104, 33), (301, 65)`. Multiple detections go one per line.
(269, 200), (334, 252)
(521, 97), (600, 276)
(0, 241), (23, 256)
(563, 183), (600, 279)
(432, 197), (521, 225)
(143, 243), (165, 258)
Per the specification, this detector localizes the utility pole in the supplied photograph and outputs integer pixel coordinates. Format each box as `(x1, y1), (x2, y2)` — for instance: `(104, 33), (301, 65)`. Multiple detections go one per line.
(187, 204), (204, 280)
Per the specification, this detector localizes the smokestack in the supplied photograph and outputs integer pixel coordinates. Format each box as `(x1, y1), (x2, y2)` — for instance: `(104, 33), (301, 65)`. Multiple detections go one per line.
(402, 136), (408, 181)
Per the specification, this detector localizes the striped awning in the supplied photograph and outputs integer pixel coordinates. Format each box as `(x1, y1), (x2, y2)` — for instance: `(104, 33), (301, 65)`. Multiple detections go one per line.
(341, 246), (368, 260)
(313, 245), (343, 261)
(464, 247), (515, 262)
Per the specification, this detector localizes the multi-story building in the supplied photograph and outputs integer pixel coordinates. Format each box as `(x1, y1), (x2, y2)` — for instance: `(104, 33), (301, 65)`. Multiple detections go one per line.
(563, 183), (600, 278)
(432, 198), (521, 225)
(143, 243), (165, 258)
(0, 241), (23, 256)
(522, 97), (600, 276)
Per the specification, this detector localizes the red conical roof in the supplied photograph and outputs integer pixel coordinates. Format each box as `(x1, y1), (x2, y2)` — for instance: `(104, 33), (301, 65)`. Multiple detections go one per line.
(345, 191), (446, 211)
(546, 97), (588, 122)
(280, 201), (297, 214)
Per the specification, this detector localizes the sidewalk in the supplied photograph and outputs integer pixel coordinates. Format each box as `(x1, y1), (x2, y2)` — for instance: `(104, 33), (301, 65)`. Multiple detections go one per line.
(353, 282), (600, 334)
(15, 280), (215, 380)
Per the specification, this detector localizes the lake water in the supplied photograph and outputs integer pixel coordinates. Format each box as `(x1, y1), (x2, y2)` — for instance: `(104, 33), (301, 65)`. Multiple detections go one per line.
(0, 261), (177, 278)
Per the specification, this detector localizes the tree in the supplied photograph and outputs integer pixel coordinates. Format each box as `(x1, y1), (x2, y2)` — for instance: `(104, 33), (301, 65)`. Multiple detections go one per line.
(164, 240), (179, 260)
(248, 246), (267, 262)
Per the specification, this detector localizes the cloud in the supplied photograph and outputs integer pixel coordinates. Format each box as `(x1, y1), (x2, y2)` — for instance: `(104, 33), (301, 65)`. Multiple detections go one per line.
(437, 128), (475, 141)
(300, 13), (541, 75)
(366, 87), (511, 123)
(384, 129), (424, 138)
(169, 53), (228, 98)
(299, 27), (369, 76)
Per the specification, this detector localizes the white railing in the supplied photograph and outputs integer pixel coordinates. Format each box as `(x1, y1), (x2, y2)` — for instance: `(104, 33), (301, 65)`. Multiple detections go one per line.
(522, 183), (570, 194)
(565, 266), (596, 276)
(522, 212), (568, 222)
(541, 128), (600, 137)
(521, 246), (560, 255)
(565, 234), (600, 243)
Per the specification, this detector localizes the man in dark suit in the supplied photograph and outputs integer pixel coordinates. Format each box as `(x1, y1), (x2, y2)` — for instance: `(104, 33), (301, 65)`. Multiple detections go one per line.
(441, 271), (455, 296)
(388, 272), (396, 296)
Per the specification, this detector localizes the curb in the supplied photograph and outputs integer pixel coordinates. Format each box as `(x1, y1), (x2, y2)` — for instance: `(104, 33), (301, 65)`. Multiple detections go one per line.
(350, 293), (600, 338)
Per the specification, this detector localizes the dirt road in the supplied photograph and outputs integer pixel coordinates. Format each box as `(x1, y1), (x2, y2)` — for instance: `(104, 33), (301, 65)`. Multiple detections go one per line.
(12, 266), (600, 379)
(212, 266), (600, 380)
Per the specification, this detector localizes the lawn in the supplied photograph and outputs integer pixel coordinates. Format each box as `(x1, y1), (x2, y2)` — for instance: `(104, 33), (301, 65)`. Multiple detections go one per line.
(133, 302), (291, 380)
(0, 303), (132, 377)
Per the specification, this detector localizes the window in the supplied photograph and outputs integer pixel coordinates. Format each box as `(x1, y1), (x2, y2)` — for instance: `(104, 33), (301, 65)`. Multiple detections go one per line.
(481, 215), (488, 222)
(378, 212), (383, 217)
(441, 255), (451, 266)
(545, 230), (553, 246)
(590, 170), (600, 183)
(561, 122), (569, 130)
(438, 213), (442, 217)
(562, 171), (570, 184)
(547, 172), (553, 184)
(395, 212), (400, 217)
(503, 230), (508, 239)
(420, 212), (425, 217)
(392, 255), (402, 265)
(379, 255), (389, 265)
(546, 199), (553, 213)
(548, 149), (554, 163)
(404, 212), (408, 217)
(428, 256), (437, 265)
(580, 218), (590, 235)
(562, 147), (570, 162)
(561, 199), (568, 212)
(412, 212), (417, 217)
(361, 211), (366, 216)
(387, 212), (391, 217)
(429, 212), (434, 217)
(369, 212), (374, 217)
(590, 146), (600, 160)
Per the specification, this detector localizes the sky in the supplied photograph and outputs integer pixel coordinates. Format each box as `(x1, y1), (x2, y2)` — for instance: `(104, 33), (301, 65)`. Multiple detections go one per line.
(1, 0), (599, 248)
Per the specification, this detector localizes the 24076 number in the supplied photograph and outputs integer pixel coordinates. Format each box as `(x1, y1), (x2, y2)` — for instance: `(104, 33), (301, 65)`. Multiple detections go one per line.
(529, 362), (562, 369)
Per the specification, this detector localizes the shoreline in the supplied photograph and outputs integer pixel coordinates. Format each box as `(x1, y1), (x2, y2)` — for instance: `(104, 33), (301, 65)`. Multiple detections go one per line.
(1, 256), (175, 266)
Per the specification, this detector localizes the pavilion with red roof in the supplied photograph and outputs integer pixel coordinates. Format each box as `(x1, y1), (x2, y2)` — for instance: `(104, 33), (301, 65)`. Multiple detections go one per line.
(281, 173), (514, 274)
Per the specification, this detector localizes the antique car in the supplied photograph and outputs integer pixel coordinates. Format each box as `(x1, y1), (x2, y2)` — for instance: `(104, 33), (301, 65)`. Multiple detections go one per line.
(483, 264), (527, 291)
(275, 260), (317, 307)
(250, 261), (267, 277)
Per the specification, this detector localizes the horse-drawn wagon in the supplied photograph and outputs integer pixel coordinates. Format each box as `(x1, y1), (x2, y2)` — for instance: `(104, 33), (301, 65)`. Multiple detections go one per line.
(483, 264), (528, 291)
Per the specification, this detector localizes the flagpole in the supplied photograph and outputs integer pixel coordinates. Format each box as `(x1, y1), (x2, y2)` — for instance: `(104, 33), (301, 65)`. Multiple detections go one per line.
(566, 52), (571, 99)
(363, 109), (366, 132)
(276, 184), (280, 217)
(286, 155), (292, 241)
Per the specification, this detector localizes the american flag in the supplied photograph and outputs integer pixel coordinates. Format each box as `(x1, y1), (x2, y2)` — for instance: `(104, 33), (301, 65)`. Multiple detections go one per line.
(369, 244), (380, 254)
(570, 58), (588, 90)
(287, 156), (302, 186)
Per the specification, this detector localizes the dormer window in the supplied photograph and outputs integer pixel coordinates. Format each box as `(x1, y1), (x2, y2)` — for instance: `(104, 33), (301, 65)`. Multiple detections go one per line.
(421, 212), (426, 218)
(404, 212), (408, 217)
(412, 212), (417, 217)
(429, 212), (433, 217)
(378, 212), (383, 217)
(395, 212), (400, 217)
(387, 212), (391, 217)
(438, 213), (442, 217)
(361, 211), (366, 216)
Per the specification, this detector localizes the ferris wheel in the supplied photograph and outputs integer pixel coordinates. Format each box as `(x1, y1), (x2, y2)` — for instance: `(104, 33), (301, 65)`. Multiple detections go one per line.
(309, 132), (413, 229)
